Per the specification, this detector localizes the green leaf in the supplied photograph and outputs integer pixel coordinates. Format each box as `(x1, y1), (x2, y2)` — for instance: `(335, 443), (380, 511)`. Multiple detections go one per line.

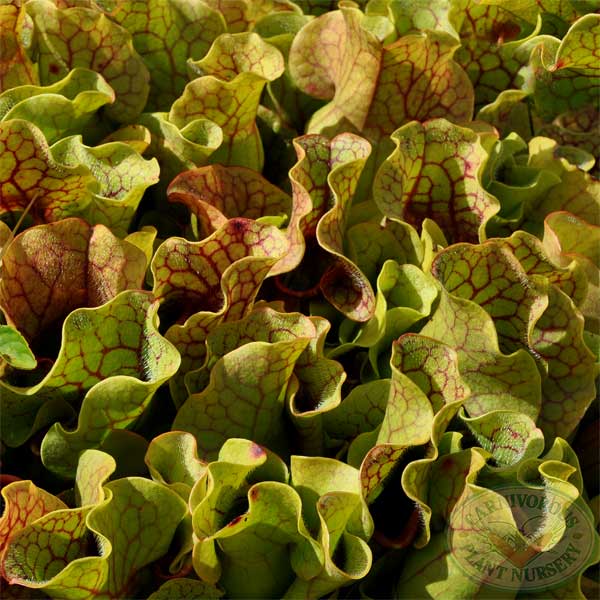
(287, 316), (346, 455)
(0, 219), (11, 250)
(101, 123), (152, 154)
(502, 229), (588, 309)
(476, 0), (582, 26)
(190, 439), (321, 597)
(355, 338), (466, 549)
(0, 480), (67, 560)
(107, 0), (227, 110)
(173, 307), (338, 459)
(553, 14), (600, 74)
(393, 435), (600, 597)
(432, 238), (597, 439)
(151, 218), (289, 404)
(421, 218), (449, 274)
(139, 112), (222, 191)
(283, 132), (376, 321)
(0, 119), (94, 222)
(202, 0), (301, 33)
(50, 135), (160, 235)
(74, 449), (117, 506)
(0, 325), (36, 370)
(449, 0), (540, 107)
(483, 133), (562, 234)
(124, 225), (157, 268)
(97, 430), (149, 481)
(88, 477), (186, 595)
(4, 476), (187, 599)
(393, 531), (509, 598)
(477, 89), (532, 140)
(543, 211), (599, 330)
(323, 379), (390, 445)
(421, 288), (542, 419)
(314, 133), (375, 321)
(289, 7), (473, 184)
(447, 462), (599, 596)
(255, 12), (326, 137)
(1, 455), (113, 597)
(167, 164), (306, 275)
(143, 431), (207, 572)
(392, 333), (470, 413)
(522, 136), (600, 235)
(374, 119), (500, 243)
(367, 262), (439, 377)
(205, 481), (323, 597)
(391, 334), (469, 545)
(168, 165), (292, 237)
(427, 446), (488, 530)
(0, 2), (38, 90)
(531, 281), (598, 439)
(1, 1), (598, 595)
(26, 0), (149, 122)
(188, 307), (345, 464)
(0, 288), (177, 456)
(366, 0), (457, 38)
(171, 32), (284, 171)
(460, 409), (545, 467)
(187, 29), (285, 81)
(0, 68), (115, 144)
(145, 431), (207, 496)
(537, 106), (600, 176)
(39, 291), (181, 477)
(286, 456), (373, 597)
(0, 120), (159, 232)
(526, 28), (600, 122)
(377, 374), (434, 448)
(332, 261), (437, 377)
(148, 579), (224, 600)
(345, 219), (423, 285)
(432, 240), (548, 355)
(0, 218), (146, 343)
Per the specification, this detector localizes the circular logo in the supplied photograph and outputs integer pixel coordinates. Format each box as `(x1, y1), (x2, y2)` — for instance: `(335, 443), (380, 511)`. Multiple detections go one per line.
(448, 485), (596, 592)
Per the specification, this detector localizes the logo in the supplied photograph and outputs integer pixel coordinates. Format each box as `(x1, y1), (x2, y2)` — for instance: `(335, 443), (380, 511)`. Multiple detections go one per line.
(448, 485), (596, 592)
